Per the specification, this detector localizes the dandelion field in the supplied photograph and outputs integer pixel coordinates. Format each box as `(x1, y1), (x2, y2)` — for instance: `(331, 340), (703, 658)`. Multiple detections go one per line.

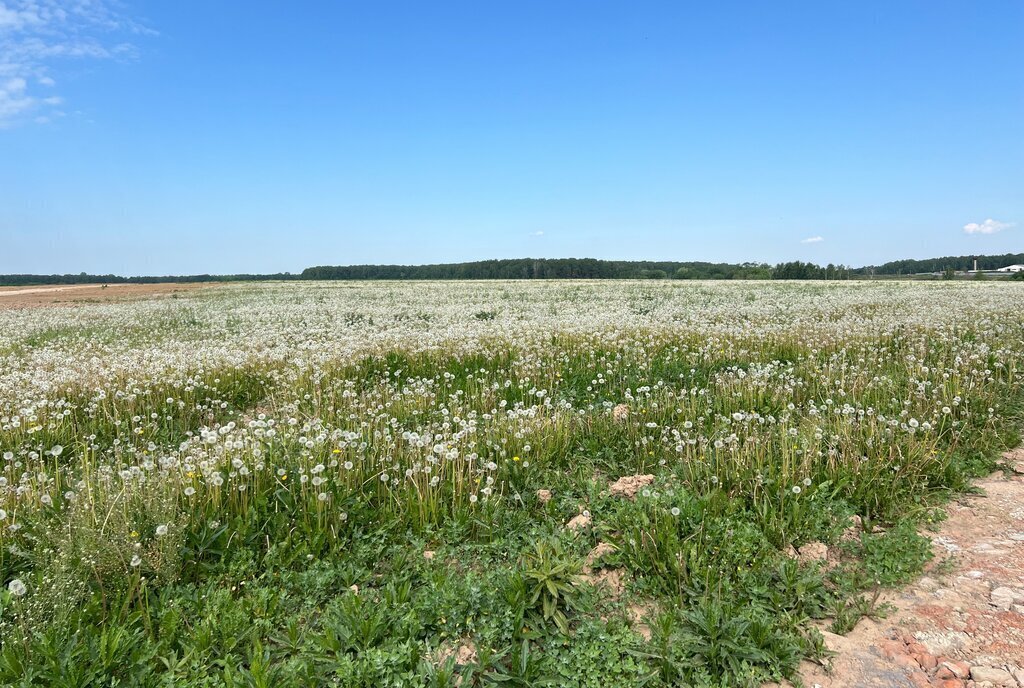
(1, 280), (1022, 687)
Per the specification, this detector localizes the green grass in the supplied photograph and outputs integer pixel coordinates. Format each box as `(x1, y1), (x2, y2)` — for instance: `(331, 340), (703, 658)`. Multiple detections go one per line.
(1, 281), (1023, 686)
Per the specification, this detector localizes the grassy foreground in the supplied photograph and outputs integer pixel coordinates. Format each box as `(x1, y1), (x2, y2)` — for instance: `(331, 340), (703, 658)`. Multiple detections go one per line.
(1, 280), (1022, 687)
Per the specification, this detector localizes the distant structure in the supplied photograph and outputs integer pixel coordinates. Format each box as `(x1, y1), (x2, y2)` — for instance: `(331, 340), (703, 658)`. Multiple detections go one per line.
(997, 264), (1024, 273)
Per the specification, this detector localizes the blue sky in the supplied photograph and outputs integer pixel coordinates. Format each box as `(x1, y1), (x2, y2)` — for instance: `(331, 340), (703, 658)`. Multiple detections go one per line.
(1, 1), (1021, 275)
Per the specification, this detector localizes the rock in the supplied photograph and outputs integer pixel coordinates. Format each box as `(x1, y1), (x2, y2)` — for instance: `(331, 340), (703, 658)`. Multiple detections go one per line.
(436, 640), (478, 667)
(608, 474), (655, 499)
(584, 567), (624, 596)
(990, 587), (1014, 611)
(454, 643), (477, 665)
(908, 670), (932, 688)
(1000, 447), (1024, 472)
(841, 515), (863, 542)
(585, 542), (615, 570)
(566, 512), (591, 532)
(940, 661), (971, 679)
(878, 639), (908, 660)
(797, 542), (829, 564)
(914, 652), (938, 671)
(536, 489), (552, 504)
(907, 641), (929, 656)
(952, 575), (991, 598)
(913, 630), (972, 656)
(933, 680), (964, 688)
(612, 403), (630, 423)
(1011, 667), (1024, 686)
(969, 666), (1014, 686)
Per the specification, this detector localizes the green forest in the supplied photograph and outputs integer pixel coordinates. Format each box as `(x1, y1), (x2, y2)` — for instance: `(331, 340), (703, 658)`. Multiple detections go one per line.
(2, 253), (1022, 286)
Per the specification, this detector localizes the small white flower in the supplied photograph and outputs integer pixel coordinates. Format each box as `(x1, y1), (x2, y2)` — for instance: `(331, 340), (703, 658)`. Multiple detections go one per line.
(155, 524), (169, 537)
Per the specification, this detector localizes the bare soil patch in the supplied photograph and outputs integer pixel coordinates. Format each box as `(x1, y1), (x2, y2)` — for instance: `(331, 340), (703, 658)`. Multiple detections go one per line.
(781, 449), (1024, 688)
(0, 282), (219, 309)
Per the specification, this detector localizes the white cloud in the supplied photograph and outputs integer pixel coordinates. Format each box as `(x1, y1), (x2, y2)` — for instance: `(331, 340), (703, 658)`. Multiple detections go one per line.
(0, 0), (153, 128)
(800, 236), (824, 244)
(531, 230), (544, 236)
(963, 218), (1015, 235)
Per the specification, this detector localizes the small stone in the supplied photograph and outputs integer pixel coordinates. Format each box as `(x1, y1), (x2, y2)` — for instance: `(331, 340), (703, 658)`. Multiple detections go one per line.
(797, 541), (829, 564)
(567, 512), (591, 532)
(915, 653), (938, 671)
(454, 643), (477, 665)
(969, 666), (1014, 686)
(878, 639), (908, 660)
(608, 474), (655, 499)
(933, 680), (964, 688)
(940, 661), (971, 679)
(536, 489), (552, 504)
(349, 584), (359, 594)
(907, 641), (929, 655)
(989, 586), (1024, 611)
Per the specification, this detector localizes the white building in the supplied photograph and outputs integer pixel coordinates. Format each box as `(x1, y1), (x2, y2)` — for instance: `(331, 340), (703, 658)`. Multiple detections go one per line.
(996, 264), (1024, 273)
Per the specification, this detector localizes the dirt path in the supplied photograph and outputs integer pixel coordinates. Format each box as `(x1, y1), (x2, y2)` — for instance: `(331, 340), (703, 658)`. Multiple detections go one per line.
(792, 447), (1024, 688)
(0, 282), (217, 309)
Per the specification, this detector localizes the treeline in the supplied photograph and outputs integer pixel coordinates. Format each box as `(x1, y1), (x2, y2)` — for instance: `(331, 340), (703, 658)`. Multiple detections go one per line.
(0, 272), (297, 287)
(855, 252), (1024, 275)
(771, 262), (854, 280)
(4, 253), (1023, 286)
(301, 259), (774, 280)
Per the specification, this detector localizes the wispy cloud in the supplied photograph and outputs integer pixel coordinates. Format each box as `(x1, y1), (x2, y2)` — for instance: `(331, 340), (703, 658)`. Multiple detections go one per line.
(800, 236), (824, 244)
(530, 230), (544, 236)
(963, 218), (1015, 235)
(0, 0), (154, 128)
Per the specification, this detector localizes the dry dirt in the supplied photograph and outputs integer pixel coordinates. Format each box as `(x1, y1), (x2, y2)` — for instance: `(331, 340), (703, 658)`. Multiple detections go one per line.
(779, 447), (1024, 688)
(0, 282), (218, 309)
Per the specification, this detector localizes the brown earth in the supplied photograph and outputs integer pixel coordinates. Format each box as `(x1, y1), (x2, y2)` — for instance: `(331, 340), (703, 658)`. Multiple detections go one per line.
(778, 448), (1024, 688)
(0, 282), (219, 309)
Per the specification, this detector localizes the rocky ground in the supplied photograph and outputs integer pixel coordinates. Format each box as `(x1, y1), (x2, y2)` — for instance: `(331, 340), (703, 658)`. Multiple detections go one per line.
(791, 447), (1024, 688)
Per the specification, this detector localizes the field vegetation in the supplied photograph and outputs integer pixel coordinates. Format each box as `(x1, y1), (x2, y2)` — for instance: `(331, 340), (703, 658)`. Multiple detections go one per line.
(1, 280), (1022, 687)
